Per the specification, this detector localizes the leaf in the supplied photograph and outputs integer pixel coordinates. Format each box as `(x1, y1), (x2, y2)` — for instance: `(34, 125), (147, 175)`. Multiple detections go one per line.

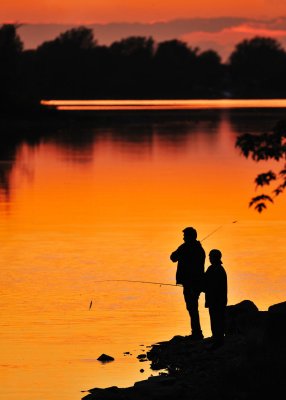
(273, 180), (286, 196)
(236, 121), (286, 162)
(279, 167), (286, 176)
(255, 171), (276, 187)
(273, 187), (284, 196)
(254, 203), (267, 213)
(236, 120), (286, 212)
(249, 194), (273, 208)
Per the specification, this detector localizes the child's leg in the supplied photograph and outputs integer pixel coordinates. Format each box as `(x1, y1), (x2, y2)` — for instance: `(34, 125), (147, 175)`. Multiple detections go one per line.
(209, 306), (225, 344)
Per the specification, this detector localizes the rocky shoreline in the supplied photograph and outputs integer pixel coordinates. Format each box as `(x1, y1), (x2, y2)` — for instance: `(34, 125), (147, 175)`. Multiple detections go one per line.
(83, 300), (286, 400)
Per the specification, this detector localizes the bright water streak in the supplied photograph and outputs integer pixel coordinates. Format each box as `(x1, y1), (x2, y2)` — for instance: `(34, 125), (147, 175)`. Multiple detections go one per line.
(0, 108), (286, 400)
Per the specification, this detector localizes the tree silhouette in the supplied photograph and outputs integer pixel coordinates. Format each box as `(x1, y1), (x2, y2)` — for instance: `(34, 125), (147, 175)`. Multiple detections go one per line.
(236, 120), (286, 212)
(229, 37), (286, 98)
(0, 24), (23, 110)
(153, 39), (199, 98)
(36, 27), (98, 98)
(3, 25), (286, 109)
(37, 26), (97, 55)
(196, 50), (223, 97)
(0, 24), (23, 54)
(109, 36), (154, 98)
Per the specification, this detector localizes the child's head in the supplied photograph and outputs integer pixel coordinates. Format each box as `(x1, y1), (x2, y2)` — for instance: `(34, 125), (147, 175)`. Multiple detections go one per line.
(209, 249), (222, 265)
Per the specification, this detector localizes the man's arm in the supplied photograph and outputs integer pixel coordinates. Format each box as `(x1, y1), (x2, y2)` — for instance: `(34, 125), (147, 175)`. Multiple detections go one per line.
(170, 250), (179, 262)
(170, 244), (183, 262)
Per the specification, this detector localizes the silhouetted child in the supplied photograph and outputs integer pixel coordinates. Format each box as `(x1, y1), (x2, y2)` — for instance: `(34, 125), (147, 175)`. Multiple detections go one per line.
(205, 249), (227, 349)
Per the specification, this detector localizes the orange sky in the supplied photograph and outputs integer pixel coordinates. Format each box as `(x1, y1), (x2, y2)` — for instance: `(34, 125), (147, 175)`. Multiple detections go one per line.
(2, 0), (286, 23)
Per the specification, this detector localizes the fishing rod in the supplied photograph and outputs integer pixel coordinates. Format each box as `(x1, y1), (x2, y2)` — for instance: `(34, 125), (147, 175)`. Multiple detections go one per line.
(89, 220), (238, 308)
(95, 221), (238, 289)
(93, 279), (180, 287)
(201, 220), (237, 242)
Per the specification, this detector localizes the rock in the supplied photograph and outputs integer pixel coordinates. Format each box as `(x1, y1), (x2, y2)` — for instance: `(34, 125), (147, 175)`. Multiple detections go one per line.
(88, 386), (118, 393)
(266, 313), (286, 343)
(266, 301), (286, 343)
(226, 300), (259, 335)
(133, 376), (179, 399)
(239, 311), (268, 354)
(238, 310), (267, 334)
(82, 386), (120, 400)
(146, 376), (177, 385)
(97, 354), (115, 362)
(169, 335), (185, 343)
(137, 354), (147, 360)
(84, 299), (286, 400)
(268, 301), (286, 314)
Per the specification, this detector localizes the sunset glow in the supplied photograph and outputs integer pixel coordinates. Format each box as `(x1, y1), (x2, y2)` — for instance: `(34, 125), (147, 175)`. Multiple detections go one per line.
(1, 111), (286, 399)
(2, 0), (286, 397)
(3, 0), (286, 60)
(2, 0), (286, 23)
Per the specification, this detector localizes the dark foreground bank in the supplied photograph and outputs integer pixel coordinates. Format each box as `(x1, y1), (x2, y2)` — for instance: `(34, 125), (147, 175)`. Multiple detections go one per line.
(83, 300), (286, 400)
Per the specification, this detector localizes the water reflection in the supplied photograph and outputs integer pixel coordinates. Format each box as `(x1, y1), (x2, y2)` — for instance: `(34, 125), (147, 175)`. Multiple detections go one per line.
(0, 139), (19, 204)
(1, 108), (285, 209)
(1, 109), (286, 400)
(228, 108), (286, 134)
(0, 160), (13, 202)
(0, 111), (221, 189)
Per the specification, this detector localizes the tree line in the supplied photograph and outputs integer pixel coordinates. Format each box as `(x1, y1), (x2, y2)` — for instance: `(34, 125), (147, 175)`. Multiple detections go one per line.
(2, 24), (286, 112)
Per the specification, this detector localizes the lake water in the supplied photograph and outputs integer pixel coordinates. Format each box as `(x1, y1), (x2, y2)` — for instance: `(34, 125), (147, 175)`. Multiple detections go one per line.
(1, 107), (286, 400)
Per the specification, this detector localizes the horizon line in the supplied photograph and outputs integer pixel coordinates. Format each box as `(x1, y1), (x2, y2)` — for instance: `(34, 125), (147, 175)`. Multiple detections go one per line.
(2, 15), (286, 26)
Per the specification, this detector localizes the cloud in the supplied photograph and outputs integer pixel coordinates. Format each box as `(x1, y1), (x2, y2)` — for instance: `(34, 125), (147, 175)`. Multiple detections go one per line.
(181, 21), (286, 60)
(16, 16), (286, 60)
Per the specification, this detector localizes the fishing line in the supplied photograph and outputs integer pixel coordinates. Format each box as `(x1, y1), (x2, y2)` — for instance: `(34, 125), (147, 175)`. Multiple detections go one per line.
(88, 220), (238, 308)
(89, 280), (180, 309)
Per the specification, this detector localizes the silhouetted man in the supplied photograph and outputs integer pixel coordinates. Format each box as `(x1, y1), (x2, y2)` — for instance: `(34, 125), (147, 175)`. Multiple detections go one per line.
(205, 249), (228, 349)
(170, 227), (205, 340)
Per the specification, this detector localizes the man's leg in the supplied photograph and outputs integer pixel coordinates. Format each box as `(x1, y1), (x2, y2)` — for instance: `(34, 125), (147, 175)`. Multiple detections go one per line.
(183, 286), (203, 338)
